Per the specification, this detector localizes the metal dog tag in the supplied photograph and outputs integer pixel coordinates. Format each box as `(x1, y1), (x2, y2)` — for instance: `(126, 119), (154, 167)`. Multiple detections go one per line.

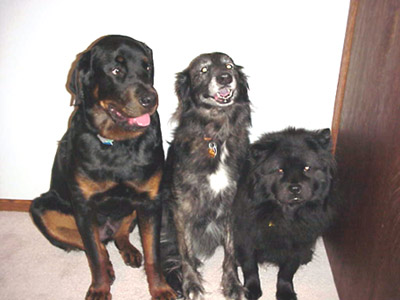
(208, 142), (218, 158)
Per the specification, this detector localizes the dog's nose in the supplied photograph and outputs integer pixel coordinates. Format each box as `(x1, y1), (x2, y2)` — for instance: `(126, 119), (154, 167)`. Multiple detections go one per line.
(288, 184), (302, 195)
(216, 73), (233, 85)
(139, 94), (156, 107)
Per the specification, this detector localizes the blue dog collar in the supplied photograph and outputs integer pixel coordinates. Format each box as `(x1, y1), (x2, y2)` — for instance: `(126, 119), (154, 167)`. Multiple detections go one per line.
(97, 134), (114, 146)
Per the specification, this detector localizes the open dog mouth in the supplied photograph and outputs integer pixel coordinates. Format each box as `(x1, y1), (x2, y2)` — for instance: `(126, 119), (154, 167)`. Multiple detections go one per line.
(107, 104), (150, 128)
(213, 87), (233, 104)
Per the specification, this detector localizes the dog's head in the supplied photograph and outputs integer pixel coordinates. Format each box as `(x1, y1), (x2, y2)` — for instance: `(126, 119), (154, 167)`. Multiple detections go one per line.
(251, 128), (334, 209)
(173, 52), (249, 120)
(68, 35), (158, 140)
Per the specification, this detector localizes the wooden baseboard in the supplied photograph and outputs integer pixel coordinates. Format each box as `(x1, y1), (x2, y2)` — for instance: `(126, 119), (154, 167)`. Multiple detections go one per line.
(0, 199), (32, 212)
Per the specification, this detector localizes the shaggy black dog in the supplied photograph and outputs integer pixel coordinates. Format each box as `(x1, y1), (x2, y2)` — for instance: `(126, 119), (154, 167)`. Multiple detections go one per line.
(160, 52), (251, 300)
(233, 128), (336, 300)
(29, 35), (176, 300)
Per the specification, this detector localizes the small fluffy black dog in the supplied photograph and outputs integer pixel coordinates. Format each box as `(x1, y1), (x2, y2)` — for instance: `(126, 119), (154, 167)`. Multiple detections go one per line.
(30, 35), (176, 300)
(161, 52), (251, 300)
(233, 128), (336, 300)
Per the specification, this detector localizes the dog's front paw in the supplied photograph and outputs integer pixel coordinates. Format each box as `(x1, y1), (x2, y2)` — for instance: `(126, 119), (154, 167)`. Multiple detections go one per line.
(181, 265), (204, 300)
(85, 283), (112, 300)
(245, 284), (262, 300)
(185, 288), (204, 300)
(276, 291), (297, 300)
(276, 281), (297, 300)
(165, 270), (183, 297)
(221, 275), (246, 300)
(118, 244), (143, 268)
(182, 282), (205, 300)
(223, 284), (246, 300)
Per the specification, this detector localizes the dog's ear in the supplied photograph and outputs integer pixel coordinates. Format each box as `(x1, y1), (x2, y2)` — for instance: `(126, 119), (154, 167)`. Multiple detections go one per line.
(315, 128), (331, 150)
(175, 71), (191, 102)
(173, 71), (191, 120)
(305, 128), (332, 152)
(249, 142), (266, 163)
(237, 66), (250, 102)
(249, 138), (277, 164)
(67, 50), (92, 106)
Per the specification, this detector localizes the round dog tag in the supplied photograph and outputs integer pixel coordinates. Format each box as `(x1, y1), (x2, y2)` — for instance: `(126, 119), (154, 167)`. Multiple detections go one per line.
(208, 142), (218, 158)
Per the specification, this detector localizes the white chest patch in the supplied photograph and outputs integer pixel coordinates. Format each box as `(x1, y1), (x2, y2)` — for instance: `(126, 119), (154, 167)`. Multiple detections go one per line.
(208, 143), (231, 195)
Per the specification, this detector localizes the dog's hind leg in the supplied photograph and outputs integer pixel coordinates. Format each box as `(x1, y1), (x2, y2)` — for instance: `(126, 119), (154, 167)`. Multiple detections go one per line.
(113, 211), (143, 268)
(31, 190), (116, 299)
(30, 190), (84, 251)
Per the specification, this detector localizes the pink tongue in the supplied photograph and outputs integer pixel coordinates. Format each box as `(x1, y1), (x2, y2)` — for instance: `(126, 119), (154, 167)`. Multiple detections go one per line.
(128, 113), (150, 127)
(218, 88), (230, 97)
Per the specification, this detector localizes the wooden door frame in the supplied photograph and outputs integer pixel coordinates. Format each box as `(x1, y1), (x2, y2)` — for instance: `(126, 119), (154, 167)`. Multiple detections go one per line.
(331, 0), (359, 153)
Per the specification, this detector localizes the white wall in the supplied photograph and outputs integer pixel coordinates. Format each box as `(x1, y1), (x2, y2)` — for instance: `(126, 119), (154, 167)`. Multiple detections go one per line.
(0, 0), (349, 199)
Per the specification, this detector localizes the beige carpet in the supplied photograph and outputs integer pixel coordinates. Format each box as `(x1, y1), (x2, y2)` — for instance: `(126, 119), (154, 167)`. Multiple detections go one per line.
(0, 211), (339, 300)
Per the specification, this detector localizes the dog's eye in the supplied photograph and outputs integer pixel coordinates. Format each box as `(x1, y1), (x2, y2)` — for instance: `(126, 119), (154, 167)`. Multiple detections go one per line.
(303, 166), (311, 172)
(201, 66), (208, 73)
(111, 67), (121, 76)
(278, 168), (284, 174)
(226, 63), (234, 70)
(143, 62), (151, 72)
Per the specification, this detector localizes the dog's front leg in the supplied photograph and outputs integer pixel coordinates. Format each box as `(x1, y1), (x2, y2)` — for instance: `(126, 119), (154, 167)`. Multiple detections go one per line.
(236, 243), (262, 300)
(221, 223), (246, 300)
(173, 210), (205, 300)
(276, 259), (300, 300)
(137, 207), (177, 300)
(73, 202), (115, 300)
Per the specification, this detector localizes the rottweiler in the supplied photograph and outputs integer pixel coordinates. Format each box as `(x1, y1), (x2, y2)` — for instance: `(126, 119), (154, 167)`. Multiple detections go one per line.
(30, 35), (176, 300)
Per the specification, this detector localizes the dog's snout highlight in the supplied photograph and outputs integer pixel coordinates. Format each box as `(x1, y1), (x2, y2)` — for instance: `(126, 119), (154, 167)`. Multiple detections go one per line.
(139, 94), (157, 107)
(288, 184), (302, 195)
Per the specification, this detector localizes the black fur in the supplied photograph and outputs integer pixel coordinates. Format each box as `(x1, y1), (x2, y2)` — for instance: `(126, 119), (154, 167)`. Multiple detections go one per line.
(160, 53), (251, 300)
(29, 35), (176, 300)
(233, 128), (336, 300)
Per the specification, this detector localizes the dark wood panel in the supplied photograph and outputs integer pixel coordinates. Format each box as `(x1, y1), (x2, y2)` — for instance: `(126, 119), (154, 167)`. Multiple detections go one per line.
(0, 199), (32, 212)
(331, 0), (359, 153)
(325, 0), (400, 299)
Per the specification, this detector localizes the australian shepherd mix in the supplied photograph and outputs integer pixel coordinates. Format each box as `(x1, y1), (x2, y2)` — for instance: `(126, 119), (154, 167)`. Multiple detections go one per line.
(160, 53), (251, 299)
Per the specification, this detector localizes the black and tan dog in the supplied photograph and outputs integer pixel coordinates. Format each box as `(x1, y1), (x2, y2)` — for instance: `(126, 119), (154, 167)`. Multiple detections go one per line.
(30, 35), (176, 300)
(160, 53), (251, 300)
